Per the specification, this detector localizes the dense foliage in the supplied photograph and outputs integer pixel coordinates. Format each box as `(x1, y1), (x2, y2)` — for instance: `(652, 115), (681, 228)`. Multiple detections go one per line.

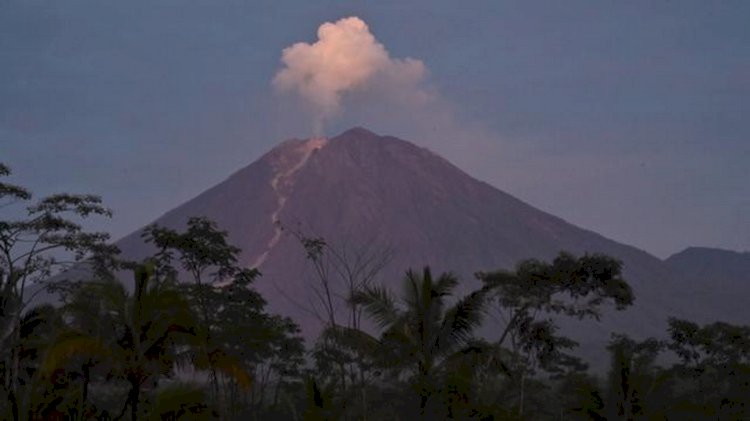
(1, 163), (748, 420)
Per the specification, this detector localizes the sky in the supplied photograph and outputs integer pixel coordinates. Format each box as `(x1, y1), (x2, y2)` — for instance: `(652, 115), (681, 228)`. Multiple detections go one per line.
(2, 0), (748, 258)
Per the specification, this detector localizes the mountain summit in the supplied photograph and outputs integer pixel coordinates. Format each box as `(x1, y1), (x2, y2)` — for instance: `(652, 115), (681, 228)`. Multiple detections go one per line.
(113, 127), (741, 365)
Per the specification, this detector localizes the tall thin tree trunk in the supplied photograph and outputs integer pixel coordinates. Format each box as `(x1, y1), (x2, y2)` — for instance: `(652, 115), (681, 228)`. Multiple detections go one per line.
(129, 379), (140, 421)
(519, 371), (526, 418)
(9, 390), (18, 421)
(10, 326), (20, 396)
(81, 362), (91, 419)
(359, 368), (367, 421)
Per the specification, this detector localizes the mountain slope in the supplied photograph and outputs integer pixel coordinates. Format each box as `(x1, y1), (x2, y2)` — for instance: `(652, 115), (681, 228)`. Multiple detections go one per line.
(665, 247), (750, 324)
(112, 127), (738, 367)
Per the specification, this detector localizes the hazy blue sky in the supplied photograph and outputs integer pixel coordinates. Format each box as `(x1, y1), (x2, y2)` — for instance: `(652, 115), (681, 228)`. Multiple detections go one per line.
(2, 1), (748, 258)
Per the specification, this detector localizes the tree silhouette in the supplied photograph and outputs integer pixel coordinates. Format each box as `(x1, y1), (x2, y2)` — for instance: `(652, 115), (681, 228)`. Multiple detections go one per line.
(666, 318), (750, 418)
(353, 267), (485, 417)
(0, 163), (115, 418)
(477, 252), (634, 416)
(290, 229), (393, 419)
(142, 217), (302, 418)
(43, 263), (198, 421)
(605, 334), (665, 419)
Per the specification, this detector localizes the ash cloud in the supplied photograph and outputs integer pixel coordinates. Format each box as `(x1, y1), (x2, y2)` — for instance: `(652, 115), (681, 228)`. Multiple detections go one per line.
(273, 16), (428, 134)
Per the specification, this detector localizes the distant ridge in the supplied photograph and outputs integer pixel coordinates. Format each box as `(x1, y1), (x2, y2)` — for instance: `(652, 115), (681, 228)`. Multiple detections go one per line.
(664, 247), (750, 325)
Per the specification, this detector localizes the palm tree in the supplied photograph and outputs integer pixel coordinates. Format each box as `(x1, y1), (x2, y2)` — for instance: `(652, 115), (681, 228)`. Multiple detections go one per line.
(42, 263), (199, 421)
(4, 304), (65, 420)
(352, 267), (486, 417)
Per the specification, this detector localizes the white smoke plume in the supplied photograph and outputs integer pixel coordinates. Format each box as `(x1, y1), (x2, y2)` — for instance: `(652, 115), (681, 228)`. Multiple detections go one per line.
(273, 16), (428, 134)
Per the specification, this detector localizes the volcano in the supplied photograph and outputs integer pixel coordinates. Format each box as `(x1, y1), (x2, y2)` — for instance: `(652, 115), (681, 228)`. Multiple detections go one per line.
(111, 127), (742, 367)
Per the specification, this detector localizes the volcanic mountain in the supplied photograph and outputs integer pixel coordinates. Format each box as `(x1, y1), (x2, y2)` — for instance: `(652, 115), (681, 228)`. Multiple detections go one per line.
(111, 127), (739, 367)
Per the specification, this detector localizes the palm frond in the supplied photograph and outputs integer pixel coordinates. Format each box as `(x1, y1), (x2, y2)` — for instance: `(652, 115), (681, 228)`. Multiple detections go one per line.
(402, 269), (422, 311)
(438, 290), (486, 351)
(433, 271), (459, 297)
(351, 285), (400, 330)
(440, 340), (512, 378)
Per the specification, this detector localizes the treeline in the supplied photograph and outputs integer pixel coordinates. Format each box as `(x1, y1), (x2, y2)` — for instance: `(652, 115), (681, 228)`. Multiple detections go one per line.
(1, 164), (749, 420)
